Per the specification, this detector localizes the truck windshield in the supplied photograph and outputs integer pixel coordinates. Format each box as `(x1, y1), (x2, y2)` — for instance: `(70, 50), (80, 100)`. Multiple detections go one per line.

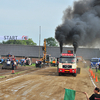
(60, 57), (75, 63)
(91, 59), (98, 62)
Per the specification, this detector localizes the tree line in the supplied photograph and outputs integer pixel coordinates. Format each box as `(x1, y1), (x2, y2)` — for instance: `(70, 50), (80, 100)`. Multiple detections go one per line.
(0, 37), (58, 47)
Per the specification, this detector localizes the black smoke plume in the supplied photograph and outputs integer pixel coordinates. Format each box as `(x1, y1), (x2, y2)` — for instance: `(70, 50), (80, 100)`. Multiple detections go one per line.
(55, 0), (100, 53)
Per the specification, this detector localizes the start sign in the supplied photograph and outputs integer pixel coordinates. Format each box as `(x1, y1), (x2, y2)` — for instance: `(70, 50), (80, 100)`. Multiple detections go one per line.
(0, 35), (28, 40)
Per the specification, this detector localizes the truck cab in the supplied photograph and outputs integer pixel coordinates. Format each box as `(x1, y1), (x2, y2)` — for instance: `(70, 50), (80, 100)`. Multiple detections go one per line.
(90, 58), (98, 68)
(57, 50), (78, 76)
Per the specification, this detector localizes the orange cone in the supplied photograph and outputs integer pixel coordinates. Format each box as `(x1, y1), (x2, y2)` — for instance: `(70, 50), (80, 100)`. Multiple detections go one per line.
(90, 69), (92, 73)
(95, 76), (98, 82)
(12, 70), (15, 74)
(91, 71), (93, 76)
(93, 73), (95, 78)
(90, 70), (91, 73)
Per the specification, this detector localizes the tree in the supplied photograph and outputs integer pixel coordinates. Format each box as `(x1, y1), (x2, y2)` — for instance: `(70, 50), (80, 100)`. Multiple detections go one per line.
(2, 38), (37, 46)
(46, 37), (58, 47)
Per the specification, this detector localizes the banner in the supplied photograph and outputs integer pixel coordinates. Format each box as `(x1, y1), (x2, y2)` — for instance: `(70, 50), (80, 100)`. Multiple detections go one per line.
(0, 35), (28, 40)
(64, 88), (76, 100)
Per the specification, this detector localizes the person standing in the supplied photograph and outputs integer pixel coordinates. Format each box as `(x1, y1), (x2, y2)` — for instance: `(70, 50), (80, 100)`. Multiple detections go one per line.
(39, 60), (42, 68)
(24, 59), (26, 66)
(12, 58), (15, 74)
(99, 63), (100, 70)
(57, 58), (59, 67)
(84, 87), (100, 100)
(36, 60), (38, 67)
(96, 64), (98, 72)
(21, 59), (23, 66)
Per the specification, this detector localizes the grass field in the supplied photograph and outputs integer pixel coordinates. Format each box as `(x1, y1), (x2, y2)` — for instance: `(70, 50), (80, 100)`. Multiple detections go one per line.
(0, 76), (5, 78)
(25, 63), (36, 67)
(89, 67), (100, 81)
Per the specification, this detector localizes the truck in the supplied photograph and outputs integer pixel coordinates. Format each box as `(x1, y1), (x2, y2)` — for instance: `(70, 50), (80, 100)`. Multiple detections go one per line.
(90, 58), (100, 68)
(57, 50), (80, 77)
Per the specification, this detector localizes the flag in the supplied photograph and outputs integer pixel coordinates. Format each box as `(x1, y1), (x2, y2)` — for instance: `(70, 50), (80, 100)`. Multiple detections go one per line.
(64, 88), (76, 100)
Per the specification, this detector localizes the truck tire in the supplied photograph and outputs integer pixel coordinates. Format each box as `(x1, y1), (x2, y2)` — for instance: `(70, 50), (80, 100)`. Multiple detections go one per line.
(77, 68), (81, 74)
(73, 73), (77, 77)
(58, 73), (62, 76)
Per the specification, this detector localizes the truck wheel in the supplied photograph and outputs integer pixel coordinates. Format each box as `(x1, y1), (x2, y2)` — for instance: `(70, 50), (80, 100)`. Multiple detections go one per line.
(77, 68), (81, 74)
(58, 73), (62, 76)
(73, 73), (77, 77)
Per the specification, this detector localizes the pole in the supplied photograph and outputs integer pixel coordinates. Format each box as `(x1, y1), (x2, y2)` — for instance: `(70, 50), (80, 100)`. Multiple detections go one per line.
(39, 26), (41, 58)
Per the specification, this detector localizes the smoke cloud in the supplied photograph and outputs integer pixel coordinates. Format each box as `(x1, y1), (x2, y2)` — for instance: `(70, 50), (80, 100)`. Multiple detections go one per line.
(55, 0), (100, 53)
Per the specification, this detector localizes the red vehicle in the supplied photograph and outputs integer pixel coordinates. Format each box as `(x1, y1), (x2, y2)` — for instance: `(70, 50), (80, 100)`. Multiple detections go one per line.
(57, 50), (80, 77)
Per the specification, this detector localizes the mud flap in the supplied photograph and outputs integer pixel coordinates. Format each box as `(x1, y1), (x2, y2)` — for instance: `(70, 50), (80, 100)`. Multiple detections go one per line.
(77, 68), (81, 74)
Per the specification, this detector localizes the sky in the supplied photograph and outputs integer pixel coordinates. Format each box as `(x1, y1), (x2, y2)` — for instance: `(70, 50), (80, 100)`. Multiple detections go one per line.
(0, 0), (76, 45)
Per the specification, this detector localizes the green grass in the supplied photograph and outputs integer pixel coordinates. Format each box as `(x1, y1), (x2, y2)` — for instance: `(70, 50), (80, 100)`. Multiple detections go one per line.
(92, 68), (100, 74)
(96, 70), (100, 74)
(14, 71), (24, 74)
(90, 68), (100, 82)
(24, 63), (36, 67)
(98, 78), (100, 82)
(87, 66), (89, 68)
(30, 63), (35, 66)
(0, 76), (5, 78)
(18, 63), (36, 67)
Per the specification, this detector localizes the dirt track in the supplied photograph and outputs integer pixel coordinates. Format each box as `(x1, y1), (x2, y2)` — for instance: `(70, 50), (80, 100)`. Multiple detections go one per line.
(0, 65), (35, 76)
(0, 63), (99, 100)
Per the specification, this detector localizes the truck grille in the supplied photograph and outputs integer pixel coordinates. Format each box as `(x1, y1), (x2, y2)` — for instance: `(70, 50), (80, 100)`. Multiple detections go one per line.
(63, 65), (72, 68)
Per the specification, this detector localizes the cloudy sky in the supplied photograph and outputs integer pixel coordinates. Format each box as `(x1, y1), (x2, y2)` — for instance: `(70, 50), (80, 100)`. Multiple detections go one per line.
(0, 0), (76, 45)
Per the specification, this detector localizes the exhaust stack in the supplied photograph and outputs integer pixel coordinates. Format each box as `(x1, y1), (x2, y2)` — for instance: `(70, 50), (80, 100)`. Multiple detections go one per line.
(60, 42), (63, 53)
(73, 42), (78, 54)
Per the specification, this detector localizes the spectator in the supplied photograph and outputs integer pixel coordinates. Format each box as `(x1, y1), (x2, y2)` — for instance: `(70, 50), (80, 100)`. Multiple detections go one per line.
(24, 59), (26, 66)
(12, 58), (15, 74)
(57, 58), (59, 67)
(39, 61), (42, 68)
(36, 60), (38, 67)
(96, 64), (98, 72)
(21, 59), (24, 66)
(99, 63), (100, 70)
(84, 87), (100, 100)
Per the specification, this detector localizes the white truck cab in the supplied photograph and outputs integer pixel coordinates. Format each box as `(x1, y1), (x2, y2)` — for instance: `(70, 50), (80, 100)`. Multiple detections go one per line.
(57, 50), (79, 76)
